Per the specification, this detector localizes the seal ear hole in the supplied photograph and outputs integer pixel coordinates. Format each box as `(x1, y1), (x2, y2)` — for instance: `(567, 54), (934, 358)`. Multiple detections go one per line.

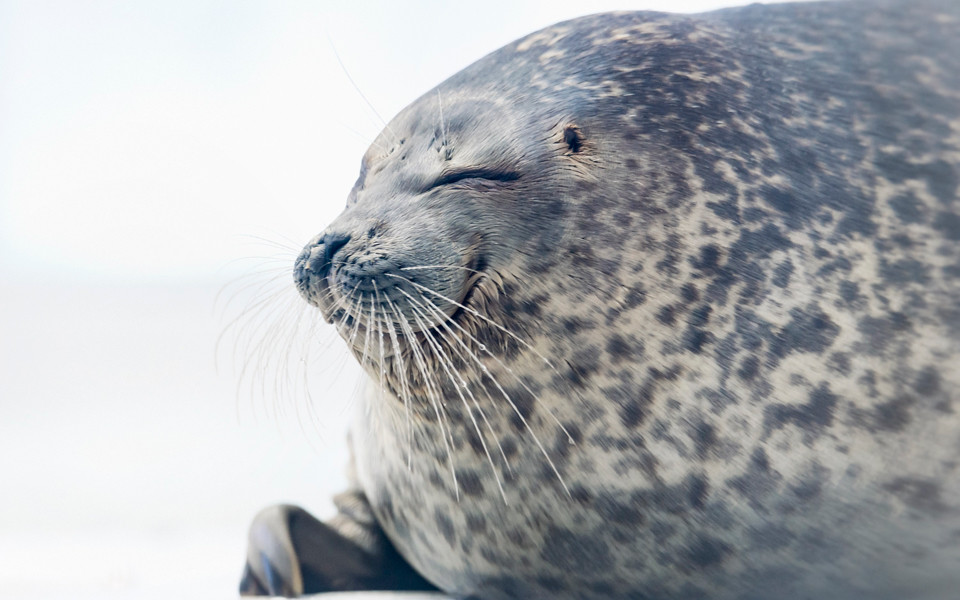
(563, 125), (584, 154)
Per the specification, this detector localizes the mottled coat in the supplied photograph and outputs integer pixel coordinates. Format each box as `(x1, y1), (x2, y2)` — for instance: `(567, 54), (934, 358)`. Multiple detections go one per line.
(243, 2), (960, 599)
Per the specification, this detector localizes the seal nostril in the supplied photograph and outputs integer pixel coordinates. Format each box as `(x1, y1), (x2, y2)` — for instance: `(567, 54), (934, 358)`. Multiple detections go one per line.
(313, 233), (351, 278)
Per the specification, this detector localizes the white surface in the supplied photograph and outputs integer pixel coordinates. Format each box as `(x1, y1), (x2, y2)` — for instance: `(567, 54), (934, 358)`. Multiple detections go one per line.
(0, 1), (756, 598)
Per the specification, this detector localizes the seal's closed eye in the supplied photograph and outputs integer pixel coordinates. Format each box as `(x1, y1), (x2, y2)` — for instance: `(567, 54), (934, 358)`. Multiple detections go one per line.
(431, 167), (521, 189)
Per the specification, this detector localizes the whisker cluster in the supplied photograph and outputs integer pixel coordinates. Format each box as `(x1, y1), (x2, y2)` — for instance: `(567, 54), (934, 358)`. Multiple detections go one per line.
(330, 266), (575, 501)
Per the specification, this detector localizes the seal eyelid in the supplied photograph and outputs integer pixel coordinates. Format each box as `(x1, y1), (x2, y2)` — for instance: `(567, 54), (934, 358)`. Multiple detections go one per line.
(431, 167), (521, 188)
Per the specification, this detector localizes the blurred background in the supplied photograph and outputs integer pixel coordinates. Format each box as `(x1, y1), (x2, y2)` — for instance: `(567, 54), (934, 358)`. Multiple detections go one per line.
(1, 1), (753, 598)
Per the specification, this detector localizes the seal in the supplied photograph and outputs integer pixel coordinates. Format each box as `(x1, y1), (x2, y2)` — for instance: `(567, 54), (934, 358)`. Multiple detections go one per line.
(240, 1), (960, 598)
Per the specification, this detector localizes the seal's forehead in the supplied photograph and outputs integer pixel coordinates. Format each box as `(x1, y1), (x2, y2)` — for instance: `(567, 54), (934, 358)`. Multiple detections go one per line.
(363, 91), (526, 173)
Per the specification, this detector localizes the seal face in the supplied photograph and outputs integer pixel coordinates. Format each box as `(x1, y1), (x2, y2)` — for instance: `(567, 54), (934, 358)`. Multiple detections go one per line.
(244, 1), (960, 598)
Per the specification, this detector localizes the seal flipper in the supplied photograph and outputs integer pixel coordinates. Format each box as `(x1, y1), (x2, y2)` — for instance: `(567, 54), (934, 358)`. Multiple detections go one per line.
(239, 492), (438, 596)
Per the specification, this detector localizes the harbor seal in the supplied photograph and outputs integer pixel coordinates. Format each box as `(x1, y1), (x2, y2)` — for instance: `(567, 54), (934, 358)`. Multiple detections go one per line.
(240, 1), (960, 598)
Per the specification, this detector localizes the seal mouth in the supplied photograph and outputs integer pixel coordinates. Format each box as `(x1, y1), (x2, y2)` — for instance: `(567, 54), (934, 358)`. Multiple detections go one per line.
(323, 249), (488, 351)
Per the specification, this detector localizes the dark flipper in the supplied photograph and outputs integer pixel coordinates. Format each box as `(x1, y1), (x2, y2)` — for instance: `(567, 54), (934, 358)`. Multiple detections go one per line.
(239, 490), (438, 596)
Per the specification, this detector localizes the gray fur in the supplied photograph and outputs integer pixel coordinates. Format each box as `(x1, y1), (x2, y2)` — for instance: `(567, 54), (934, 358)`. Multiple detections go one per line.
(243, 1), (960, 598)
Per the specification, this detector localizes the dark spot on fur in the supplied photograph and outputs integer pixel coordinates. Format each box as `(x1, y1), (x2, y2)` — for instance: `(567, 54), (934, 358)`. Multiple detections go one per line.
(772, 259), (793, 288)
(561, 316), (590, 334)
(692, 244), (721, 272)
(541, 526), (612, 570)
(456, 469), (485, 497)
(649, 365), (683, 381)
(707, 198), (741, 223)
(838, 280), (861, 305)
(520, 296), (549, 318)
(883, 477), (951, 516)
(554, 422), (582, 460)
(737, 355), (760, 380)
(934, 211), (960, 240)
(688, 305), (712, 327)
(624, 284), (648, 308)
(879, 258), (930, 286)
(463, 423), (486, 456)
(873, 395), (916, 432)
(857, 312), (911, 355)
(570, 485), (592, 505)
(607, 333), (643, 362)
(858, 370), (879, 398)
(565, 348), (601, 388)
(595, 492), (645, 525)
(764, 382), (839, 442)
(499, 437), (518, 461)
(681, 283), (700, 303)
(688, 474), (710, 510)
(828, 352), (851, 375)
(684, 327), (712, 354)
(888, 191), (926, 224)
(655, 234), (684, 276)
(434, 508), (456, 546)
(506, 528), (531, 548)
(770, 305), (840, 361)
(728, 447), (781, 505)
(691, 421), (718, 458)
(465, 513), (487, 534)
(683, 535), (732, 569)
(915, 366), (941, 396)
(789, 463), (829, 504)
(505, 384), (537, 432)
(657, 305), (677, 326)
(618, 383), (655, 429)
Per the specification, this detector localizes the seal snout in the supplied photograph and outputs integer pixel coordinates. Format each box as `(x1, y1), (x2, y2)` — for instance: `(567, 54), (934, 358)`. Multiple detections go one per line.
(293, 232), (351, 304)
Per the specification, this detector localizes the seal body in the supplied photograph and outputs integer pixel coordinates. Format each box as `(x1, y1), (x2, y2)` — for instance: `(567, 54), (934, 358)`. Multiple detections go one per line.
(242, 2), (960, 598)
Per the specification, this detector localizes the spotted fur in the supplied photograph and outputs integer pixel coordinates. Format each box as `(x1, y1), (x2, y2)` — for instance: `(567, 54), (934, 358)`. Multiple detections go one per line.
(242, 2), (960, 598)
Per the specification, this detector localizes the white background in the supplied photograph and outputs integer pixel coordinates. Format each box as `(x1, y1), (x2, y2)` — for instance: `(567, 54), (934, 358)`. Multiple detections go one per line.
(1, 1), (757, 598)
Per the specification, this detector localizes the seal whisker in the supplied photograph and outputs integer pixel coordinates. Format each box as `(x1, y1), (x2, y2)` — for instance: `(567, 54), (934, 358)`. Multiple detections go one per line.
(400, 289), (513, 479)
(334, 287), (359, 331)
(234, 233), (303, 255)
(343, 289), (365, 351)
(400, 264), (485, 276)
(215, 266), (291, 319)
(224, 284), (302, 391)
(217, 281), (292, 379)
(404, 293), (508, 503)
(437, 89), (450, 160)
(238, 294), (311, 423)
(385, 273), (564, 377)
(392, 297), (460, 501)
(326, 34), (401, 147)
(390, 272), (582, 434)
(399, 286), (568, 495)
(358, 291), (378, 369)
(372, 283), (388, 404)
(381, 295), (416, 471)
(340, 120), (391, 155)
